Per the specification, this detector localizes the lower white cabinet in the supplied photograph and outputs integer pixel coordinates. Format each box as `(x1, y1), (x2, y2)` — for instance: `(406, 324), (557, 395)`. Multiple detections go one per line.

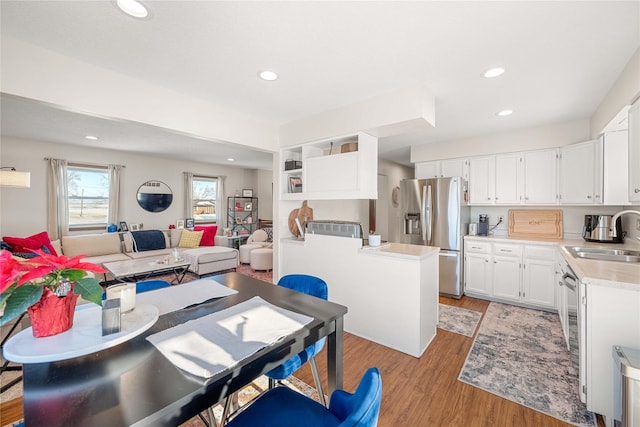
(464, 238), (556, 310)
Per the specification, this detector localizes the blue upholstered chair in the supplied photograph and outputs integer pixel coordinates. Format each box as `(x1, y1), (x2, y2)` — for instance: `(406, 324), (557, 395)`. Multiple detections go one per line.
(266, 274), (329, 404)
(220, 274), (329, 424)
(225, 367), (382, 427)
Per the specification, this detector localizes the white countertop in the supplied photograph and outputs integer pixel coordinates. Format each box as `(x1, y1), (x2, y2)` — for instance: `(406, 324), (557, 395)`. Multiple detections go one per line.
(360, 242), (440, 260)
(465, 235), (640, 288)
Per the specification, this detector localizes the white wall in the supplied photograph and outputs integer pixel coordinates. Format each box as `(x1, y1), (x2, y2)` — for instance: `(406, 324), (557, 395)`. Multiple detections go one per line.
(410, 119), (590, 163)
(0, 136), (267, 237)
(256, 169), (273, 222)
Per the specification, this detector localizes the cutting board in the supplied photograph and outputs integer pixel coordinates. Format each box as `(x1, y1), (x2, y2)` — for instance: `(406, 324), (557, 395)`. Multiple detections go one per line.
(508, 209), (563, 239)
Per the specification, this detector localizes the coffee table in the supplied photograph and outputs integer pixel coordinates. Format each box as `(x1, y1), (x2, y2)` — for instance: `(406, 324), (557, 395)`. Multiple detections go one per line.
(103, 257), (191, 284)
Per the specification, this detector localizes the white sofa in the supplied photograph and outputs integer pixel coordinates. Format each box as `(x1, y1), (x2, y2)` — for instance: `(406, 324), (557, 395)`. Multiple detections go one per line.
(57, 229), (238, 278)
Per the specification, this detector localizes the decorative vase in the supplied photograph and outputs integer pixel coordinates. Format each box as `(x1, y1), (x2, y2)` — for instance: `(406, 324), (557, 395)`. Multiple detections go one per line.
(27, 286), (79, 338)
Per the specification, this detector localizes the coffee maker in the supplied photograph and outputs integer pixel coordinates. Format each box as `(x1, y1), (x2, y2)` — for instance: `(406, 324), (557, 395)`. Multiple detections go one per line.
(478, 214), (489, 236)
(583, 215), (623, 243)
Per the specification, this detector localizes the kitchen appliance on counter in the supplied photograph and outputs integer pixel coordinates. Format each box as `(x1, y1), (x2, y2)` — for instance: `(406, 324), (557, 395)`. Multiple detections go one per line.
(400, 177), (470, 298)
(583, 215), (624, 243)
(478, 214), (489, 236)
(305, 220), (363, 239)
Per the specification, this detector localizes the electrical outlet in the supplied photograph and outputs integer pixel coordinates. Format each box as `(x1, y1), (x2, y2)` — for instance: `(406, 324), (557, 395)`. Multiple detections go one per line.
(636, 218), (640, 231)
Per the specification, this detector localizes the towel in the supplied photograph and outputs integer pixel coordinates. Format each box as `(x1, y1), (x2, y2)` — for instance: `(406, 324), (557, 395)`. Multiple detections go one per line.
(131, 230), (166, 252)
(146, 296), (313, 378)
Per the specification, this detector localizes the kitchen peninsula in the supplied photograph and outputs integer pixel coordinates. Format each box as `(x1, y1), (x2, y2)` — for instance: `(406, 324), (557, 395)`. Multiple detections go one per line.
(280, 234), (439, 357)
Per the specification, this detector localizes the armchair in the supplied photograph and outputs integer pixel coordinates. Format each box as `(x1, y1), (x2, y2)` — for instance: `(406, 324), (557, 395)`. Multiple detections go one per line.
(239, 229), (271, 264)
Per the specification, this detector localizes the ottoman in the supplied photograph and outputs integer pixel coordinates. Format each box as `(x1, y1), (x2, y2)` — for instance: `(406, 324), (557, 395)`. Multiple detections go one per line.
(240, 244), (263, 264)
(250, 248), (273, 272)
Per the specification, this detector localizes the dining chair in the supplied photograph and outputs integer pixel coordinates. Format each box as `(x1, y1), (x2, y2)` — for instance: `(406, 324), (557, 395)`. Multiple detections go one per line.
(219, 274), (329, 425)
(225, 367), (382, 427)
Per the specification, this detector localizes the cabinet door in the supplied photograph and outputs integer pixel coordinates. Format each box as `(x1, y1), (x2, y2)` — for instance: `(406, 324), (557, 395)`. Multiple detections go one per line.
(468, 156), (494, 204)
(522, 258), (556, 309)
(603, 131), (629, 205)
(494, 153), (523, 204)
(415, 161), (440, 179)
(629, 100), (640, 202)
(441, 158), (468, 180)
(523, 149), (558, 204)
(464, 253), (491, 295)
(559, 140), (599, 204)
(492, 255), (521, 302)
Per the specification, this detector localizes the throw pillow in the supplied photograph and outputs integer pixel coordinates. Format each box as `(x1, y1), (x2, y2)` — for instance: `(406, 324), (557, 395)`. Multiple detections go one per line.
(3, 231), (58, 256)
(194, 225), (217, 246)
(178, 230), (204, 248)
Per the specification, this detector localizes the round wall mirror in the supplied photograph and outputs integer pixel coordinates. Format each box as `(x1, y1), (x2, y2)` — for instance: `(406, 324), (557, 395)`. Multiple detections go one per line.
(136, 180), (173, 213)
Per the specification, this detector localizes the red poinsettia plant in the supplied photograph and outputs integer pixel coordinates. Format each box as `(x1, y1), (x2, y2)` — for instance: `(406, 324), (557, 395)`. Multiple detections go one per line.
(0, 249), (106, 326)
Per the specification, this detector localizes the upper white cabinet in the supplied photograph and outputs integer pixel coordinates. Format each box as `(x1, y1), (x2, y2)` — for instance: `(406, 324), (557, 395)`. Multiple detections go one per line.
(559, 139), (603, 204)
(415, 161), (440, 179)
(494, 153), (523, 205)
(629, 99), (640, 202)
(602, 131), (629, 205)
(468, 156), (494, 204)
(523, 149), (558, 204)
(415, 158), (468, 180)
(280, 132), (378, 200)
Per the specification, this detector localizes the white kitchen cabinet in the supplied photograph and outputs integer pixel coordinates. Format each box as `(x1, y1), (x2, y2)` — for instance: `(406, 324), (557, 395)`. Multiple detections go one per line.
(280, 132), (378, 200)
(581, 279), (640, 423)
(441, 158), (469, 180)
(464, 241), (492, 296)
(523, 149), (558, 204)
(415, 158), (468, 180)
(494, 153), (523, 205)
(602, 130), (629, 205)
(491, 243), (522, 302)
(522, 245), (556, 309)
(415, 161), (440, 179)
(464, 237), (557, 310)
(468, 156), (494, 204)
(559, 140), (603, 204)
(628, 99), (640, 202)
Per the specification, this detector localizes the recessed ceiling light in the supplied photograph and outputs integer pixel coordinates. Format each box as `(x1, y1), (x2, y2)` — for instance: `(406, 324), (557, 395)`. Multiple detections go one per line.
(85, 135), (99, 140)
(116, 0), (149, 18)
(258, 71), (278, 81)
(227, 158), (235, 162)
(496, 110), (513, 117)
(483, 67), (505, 78)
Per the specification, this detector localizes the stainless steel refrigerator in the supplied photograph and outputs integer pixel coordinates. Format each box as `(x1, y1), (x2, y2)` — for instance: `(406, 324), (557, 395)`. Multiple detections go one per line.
(400, 177), (470, 298)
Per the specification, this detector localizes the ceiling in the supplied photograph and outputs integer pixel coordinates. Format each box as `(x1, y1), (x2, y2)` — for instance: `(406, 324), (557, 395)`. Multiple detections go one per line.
(1, 1), (639, 169)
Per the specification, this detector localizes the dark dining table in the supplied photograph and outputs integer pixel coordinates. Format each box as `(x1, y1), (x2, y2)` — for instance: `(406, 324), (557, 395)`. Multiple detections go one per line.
(20, 272), (348, 426)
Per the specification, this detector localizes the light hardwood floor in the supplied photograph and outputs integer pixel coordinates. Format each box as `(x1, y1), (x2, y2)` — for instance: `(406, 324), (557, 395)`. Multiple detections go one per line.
(0, 295), (603, 426)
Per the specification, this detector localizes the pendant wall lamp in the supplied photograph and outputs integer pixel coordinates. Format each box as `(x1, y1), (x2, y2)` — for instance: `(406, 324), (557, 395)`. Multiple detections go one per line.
(0, 167), (31, 188)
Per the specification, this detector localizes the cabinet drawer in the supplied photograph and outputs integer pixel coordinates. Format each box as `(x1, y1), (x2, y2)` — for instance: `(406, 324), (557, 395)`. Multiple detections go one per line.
(465, 241), (491, 254)
(493, 244), (523, 257)
(524, 245), (557, 260)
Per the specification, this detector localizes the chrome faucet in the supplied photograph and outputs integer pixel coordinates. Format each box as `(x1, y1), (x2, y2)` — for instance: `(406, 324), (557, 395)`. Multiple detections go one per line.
(610, 210), (640, 239)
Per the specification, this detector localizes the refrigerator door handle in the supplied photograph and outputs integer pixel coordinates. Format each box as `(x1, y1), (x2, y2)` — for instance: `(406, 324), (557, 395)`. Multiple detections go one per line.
(422, 184), (432, 242)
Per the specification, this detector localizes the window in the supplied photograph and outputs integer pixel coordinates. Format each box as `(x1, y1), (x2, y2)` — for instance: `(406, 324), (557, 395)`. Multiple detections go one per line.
(67, 164), (110, 227)
(192, 176), (218, 223)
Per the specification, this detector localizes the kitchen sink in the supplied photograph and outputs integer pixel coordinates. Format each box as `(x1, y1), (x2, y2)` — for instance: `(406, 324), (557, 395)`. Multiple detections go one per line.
(566, 246), (640, 263)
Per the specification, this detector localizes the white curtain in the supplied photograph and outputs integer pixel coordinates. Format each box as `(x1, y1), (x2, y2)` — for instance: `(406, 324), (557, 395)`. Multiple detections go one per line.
(217, 176), (226, 228)
(183, 172), (193, 219)
(46, 158), (69, 240)
(108, 164), (123, 225)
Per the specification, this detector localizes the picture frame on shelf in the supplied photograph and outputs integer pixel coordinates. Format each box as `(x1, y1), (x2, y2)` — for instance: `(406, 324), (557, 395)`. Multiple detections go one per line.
(130, 223), (140, 231)
(176, 219), (185, 229)
(235, 216), (243, 224)
(119, 221), (129, 232)
(185, 218), (195, 229)
(242, 189), (253, 197)
(244, 202), (253, 211)
(288, 176), (302, 193)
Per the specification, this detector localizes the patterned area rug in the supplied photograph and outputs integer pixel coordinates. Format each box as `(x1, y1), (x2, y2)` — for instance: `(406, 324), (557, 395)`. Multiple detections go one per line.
(179, 375), (321, 427)
(438, 303), (482, 337)
(458, 302), (595, 427)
